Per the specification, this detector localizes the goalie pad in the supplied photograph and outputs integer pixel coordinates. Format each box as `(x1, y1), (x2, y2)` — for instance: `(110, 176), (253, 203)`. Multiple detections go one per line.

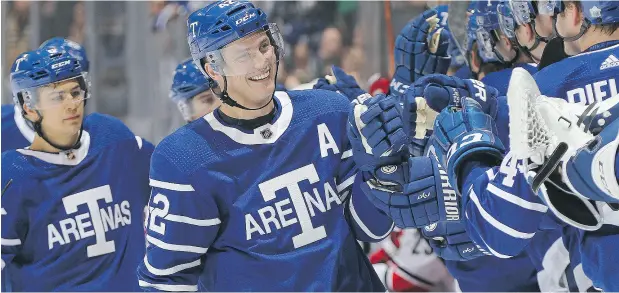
(506, 68), (608, 230)
(563, 118), (619, 204)
(431, 98), (505, 195)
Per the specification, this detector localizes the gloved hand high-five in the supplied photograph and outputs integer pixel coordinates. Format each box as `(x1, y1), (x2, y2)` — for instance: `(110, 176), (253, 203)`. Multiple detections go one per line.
(400, 74), (500, 156)
(361, 155), (462, 230)
(429, 97), (506, 196)
(314, 65), (369, 103)
(408, 74), (500, 118)
(390, 9), (452, 95)
(347, 93), (410, 174)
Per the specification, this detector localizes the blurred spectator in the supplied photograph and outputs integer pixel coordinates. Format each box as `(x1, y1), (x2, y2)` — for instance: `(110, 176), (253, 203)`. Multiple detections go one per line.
(341, 46), (365, 88)
(69, 2), (86, 44)
(317, 27), (343, 76)
(40, 1), (77, 42)
(5, 1), (31, 75)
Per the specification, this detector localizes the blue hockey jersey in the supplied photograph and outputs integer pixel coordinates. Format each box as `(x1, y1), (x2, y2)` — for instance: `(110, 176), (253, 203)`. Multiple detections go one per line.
(482, 63), (538, 96)
(535, 42), (618, 104)
(1, 104), (33, 152)
(534, 41), (619, 292)
(443, 64), (542, 293)
(137, 90), (394, 292)
(1, 113), (154, 291)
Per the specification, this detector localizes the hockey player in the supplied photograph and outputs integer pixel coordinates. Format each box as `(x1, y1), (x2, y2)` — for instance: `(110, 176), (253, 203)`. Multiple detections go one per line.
(474, 1), (538, 95)
(170, 58), (221, 122)
(2, 38), (89, 152)
(1, 47), (153, 291)
(136, 1), (394, 291)
(535, 0), (619, 104)
(499, 0), (556, 63)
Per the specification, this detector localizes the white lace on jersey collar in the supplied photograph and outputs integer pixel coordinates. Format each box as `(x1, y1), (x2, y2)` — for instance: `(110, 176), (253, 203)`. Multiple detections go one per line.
(17, 131), (91, 166)
(204, 91), (293, 145)
(13, 105), (35, 143)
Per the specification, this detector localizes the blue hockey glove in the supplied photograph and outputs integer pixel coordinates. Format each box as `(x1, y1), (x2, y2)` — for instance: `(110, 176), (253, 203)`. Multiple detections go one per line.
(390, 9), (451, 95)
(563, 118), (619, 204)
(361, 155), (461, 229)
(401, 75), (499, 156)
(314, 65), (369, 103)
(408, 74), (500, 117)
(347, 93), (410, 173)
(421, 221), (491, 261)
(429, 97), (505, 195)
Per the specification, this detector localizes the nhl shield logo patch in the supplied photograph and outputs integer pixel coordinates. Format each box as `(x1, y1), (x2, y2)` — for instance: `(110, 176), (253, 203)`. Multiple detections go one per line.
(260, 128), (273, 139)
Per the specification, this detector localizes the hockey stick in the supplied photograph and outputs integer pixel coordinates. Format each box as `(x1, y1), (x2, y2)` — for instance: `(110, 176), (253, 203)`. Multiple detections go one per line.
(531, 142), (568, 192)
(447, 1), (470, 67)
(384, 0), (395, 77)
(1, 179), (13, 197)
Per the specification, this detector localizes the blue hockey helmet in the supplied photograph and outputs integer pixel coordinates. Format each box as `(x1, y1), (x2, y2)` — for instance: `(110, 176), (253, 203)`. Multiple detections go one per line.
(187, 0), (284, 77)
(496, 0), (554, 53)
(10, 47), (89, 150)
(546, 1), (619, 41)
(170, 58), (219, 121)
(467, 8), (501, 64)
(40, 37), (90, 72)
(11, 47), (88, 110)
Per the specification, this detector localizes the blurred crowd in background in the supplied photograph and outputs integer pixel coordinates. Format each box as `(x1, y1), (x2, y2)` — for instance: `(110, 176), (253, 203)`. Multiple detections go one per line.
(2, 0), (440, 143)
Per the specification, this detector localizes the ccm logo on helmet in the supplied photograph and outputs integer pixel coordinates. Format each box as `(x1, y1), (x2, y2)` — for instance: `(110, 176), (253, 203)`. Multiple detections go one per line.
(51, 60), (71, 70)
(236, 12), (256, 25)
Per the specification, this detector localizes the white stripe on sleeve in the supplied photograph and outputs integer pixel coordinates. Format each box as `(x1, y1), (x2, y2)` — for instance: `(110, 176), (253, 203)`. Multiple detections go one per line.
(349, 194), (394, 240)
(164, 214), (221, 227)
(146, 235), (208, 254)
(143, 256), (201, 276)
(149, 179), (195, 192)
(1, 238), (21, 246)
(487, 184), (548, 213)
(468, 190), (535, 239)
(138, 280), (198, 292)
(337, 175), (356, 192)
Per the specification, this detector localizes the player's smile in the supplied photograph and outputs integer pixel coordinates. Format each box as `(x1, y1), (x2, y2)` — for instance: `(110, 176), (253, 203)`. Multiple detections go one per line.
(64, 114), (81, 122)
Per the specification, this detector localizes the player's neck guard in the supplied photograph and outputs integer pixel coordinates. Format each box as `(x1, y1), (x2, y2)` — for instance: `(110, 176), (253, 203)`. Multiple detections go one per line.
(18, 130), (90, 166)
(217, 101), (277, 131)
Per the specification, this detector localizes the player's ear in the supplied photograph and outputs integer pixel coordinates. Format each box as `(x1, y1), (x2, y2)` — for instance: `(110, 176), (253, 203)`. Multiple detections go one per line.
(22, 103), (40, 123)
(204, 64), (222, 84)
(500, 34), (512, 51)
(568, 2), (583, 27)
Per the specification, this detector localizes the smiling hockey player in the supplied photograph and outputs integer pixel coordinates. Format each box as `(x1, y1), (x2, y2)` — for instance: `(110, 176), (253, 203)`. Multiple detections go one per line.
(136, 1), (394, 291)
(1, 47), (153, 291)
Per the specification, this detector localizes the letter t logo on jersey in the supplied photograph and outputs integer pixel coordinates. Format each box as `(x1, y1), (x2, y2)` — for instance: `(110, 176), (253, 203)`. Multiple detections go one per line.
(62, 185), (115, 257)
(258, 165), (327, 248)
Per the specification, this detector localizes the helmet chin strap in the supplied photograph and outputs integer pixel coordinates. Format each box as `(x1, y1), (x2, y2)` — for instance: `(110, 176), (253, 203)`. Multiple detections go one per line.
(32, 110), (84, 152)
(553, 16), (589, 43)
(527, 21), (552, 53)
